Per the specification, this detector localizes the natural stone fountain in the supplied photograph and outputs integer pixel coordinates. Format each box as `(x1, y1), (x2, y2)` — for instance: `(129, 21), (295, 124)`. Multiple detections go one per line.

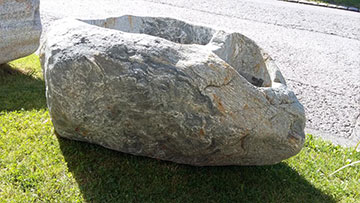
(40, 15), (306, 166)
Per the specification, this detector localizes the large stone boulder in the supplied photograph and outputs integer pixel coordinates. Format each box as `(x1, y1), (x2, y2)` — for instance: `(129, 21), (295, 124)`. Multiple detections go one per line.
(0, 0), (42, 64)
(40, 16), (306, 166)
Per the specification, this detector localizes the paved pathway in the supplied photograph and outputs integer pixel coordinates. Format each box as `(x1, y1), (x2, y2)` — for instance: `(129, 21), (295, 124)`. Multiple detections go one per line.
(40, 0), (360, 147)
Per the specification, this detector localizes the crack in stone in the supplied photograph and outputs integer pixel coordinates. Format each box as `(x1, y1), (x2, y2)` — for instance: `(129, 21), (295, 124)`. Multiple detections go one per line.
(203, 77), (234, 91)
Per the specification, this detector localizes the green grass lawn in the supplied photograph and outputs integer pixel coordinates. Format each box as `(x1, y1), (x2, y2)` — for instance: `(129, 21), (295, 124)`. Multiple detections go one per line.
(309, 0), (360, 8)
(0, 55), (359, 202)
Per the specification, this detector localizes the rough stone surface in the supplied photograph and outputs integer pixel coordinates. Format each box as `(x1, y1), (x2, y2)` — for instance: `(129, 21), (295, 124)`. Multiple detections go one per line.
(41, 17), (305, 166)
(0, 0), (41, 64)
(39, 0), (360, 148)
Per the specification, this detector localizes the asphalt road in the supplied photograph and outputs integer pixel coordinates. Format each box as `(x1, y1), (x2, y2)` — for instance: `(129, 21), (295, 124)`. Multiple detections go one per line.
(40, 0), (360, 147)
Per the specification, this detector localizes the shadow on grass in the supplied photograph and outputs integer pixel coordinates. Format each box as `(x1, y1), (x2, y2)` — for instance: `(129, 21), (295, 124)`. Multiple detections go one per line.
(58, 137), (336, 202)
(0, 63), (46, 111)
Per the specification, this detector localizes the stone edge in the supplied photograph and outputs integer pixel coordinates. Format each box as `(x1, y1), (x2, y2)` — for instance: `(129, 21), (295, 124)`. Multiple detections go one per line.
(279, 0), (360, 12)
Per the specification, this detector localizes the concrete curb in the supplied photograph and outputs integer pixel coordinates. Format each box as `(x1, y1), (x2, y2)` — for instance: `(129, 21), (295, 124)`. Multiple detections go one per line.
(280, 0), (360, 12)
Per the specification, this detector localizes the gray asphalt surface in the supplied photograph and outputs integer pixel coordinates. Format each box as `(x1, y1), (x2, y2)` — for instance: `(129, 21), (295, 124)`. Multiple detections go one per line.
(40, 0), (360, 147)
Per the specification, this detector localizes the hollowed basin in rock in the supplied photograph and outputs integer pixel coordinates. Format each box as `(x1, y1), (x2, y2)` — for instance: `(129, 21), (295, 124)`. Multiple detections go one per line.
(40, 15), (306, 166)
